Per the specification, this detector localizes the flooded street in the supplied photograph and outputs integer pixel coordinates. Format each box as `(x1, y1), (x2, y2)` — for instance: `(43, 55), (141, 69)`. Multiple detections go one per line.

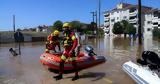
(0, 35), (159, 84)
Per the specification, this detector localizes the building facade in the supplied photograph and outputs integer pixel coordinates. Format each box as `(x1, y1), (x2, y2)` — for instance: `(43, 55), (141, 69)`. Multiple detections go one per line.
(104, 3), (160, 36)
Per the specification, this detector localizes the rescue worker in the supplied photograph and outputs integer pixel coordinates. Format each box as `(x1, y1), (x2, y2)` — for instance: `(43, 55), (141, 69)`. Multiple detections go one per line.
(54, 22), (79, 81)
(45, 30), (61, 53)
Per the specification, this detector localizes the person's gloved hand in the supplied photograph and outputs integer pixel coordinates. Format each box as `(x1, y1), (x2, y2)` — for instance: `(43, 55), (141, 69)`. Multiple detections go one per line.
(50, 41), (53, 44)
(65, 58), (69, 62)
(69, 50), (73, 56)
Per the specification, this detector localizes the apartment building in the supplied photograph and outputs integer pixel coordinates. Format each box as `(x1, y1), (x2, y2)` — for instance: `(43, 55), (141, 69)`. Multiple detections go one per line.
(104, 3), (160, 36)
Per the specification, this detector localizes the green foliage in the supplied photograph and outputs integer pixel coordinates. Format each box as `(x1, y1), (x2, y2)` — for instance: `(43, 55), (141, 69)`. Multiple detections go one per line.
(98, 28), (104, 36)
(48, 26), (54, 33)
(51, 20), (99, 35)
(112, 22), (124, 34)
(121, 20), (136, 35)
(85, 30), (93, 35)
(121, 20), (128, 34)
(113, 20), (136, 35)
(153, 28), (160, 38)
(127, 24), (136, 35)
(90, 22), (97, 31)
(53, 20), (63, 31)
(70, 21), (82, 32)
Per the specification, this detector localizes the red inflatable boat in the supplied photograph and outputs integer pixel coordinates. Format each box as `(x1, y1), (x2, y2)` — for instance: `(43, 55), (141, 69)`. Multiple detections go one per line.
(40, 52), (106, 72)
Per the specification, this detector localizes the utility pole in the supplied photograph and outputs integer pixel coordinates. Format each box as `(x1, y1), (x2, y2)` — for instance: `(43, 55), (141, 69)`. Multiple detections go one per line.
(91, 11), (98, 35)
(138, 0), (142, 44)
(98, 0), (101, 36)
(91, 12), (95, 22)
(13, 15), (16, 32)
(95, 11), (98, 35)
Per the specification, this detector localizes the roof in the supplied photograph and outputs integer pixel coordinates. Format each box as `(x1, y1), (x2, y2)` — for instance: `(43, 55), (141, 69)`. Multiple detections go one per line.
(104, 3), (159, 14)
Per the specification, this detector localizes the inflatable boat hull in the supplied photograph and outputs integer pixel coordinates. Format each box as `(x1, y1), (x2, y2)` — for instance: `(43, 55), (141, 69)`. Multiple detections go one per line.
(122, 61), (160, 84)
(40, 52), (106, 72)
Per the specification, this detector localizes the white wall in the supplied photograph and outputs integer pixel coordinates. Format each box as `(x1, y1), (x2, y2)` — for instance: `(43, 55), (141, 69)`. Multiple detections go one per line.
(144, 14), (153, 35)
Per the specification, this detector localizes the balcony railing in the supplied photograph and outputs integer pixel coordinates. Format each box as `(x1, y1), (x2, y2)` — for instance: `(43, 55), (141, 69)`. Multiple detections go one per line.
(129, 18), (137, 23)
(129, 11), (137, 17)
(104, 22), (110, 26)
(104, 13), (110, 17)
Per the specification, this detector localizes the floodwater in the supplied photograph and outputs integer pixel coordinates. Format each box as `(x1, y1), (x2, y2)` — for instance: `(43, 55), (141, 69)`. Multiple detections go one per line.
(0, 35), (160, 84)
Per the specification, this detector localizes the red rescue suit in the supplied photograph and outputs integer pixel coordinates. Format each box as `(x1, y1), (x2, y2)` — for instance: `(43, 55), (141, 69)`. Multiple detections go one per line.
(59, 32), (78, 75)
(46, 34), (60, 52)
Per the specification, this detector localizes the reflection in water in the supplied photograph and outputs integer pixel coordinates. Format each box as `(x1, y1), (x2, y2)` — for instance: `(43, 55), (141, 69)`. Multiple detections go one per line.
(144, 35), (153, 51)
(112, 37), (131, 49)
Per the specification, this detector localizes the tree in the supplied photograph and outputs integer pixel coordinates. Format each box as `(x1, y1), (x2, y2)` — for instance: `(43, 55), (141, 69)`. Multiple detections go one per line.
(112, 22), (124, 34)
(127, 24), (136, 35)
(121, 20), (136, 37)
(53, 20), (63, 31)
(121, 20), (129, 37)
(16, 28), (22, 31)
(90, 22), (97, 31)
(153, 27), (160, 38)
(70, 21), (82, 32)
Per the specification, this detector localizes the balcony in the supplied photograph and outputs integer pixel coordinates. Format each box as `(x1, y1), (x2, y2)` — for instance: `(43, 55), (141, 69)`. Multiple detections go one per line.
(129, 11), (137, 17)
(152, 24), (158, 28)
(153, 16), (158, 19)
(104, 17), (110, 21)
(104, 22), (110, 26)
(104, 13), (110, 17)
(129, 18), (137, 23)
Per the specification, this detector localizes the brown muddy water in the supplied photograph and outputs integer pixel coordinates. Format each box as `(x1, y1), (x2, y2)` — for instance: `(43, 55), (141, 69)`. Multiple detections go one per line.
(0, 35), (159, 84)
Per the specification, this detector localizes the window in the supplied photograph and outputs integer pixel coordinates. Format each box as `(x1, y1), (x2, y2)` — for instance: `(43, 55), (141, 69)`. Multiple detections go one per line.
(130, 23), (137, 25)
(147, 28), (151, 31)
(153, 22), (158, 25)
(123, 16), (127, 19)
(105, 25), (110, 28)
(111, 19), (115, 22)
(129, 8), (136, 12)
(104, 14), (109, 17)
(154, 27), (158, 29)
(117, 17), (119, 20)
(129, 16), (137, 19)
(147, 21), (151, 24)
(105, 21), (108, 23)
(154, 11), (159, 17)
(111, 12), (114, 15)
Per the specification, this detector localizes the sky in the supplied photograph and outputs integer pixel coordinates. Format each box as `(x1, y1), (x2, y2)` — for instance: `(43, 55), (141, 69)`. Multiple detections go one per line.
(0, 0), (160, 31)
